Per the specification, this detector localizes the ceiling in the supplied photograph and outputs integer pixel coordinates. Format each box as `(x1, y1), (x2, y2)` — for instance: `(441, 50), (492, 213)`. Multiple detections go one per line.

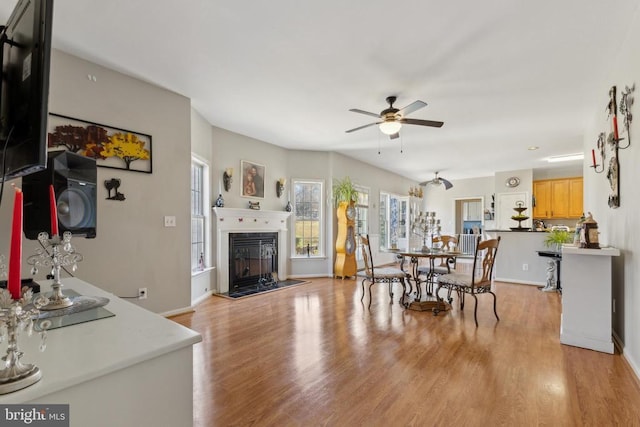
(2, 0), (638, 181)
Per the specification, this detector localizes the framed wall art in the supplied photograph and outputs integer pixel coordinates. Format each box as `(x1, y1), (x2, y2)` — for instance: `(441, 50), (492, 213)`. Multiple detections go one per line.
(240, 160), (265, 198)
(47, 113), (152, 173)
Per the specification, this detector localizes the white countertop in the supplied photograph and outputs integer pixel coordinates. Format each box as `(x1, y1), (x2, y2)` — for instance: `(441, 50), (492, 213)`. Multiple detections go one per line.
(562, 245), (620, 256)
(0, 277), (202, 403)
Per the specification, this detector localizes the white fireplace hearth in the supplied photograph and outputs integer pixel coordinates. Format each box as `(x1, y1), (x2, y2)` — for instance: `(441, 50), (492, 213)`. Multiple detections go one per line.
(212, 207), (291, 294)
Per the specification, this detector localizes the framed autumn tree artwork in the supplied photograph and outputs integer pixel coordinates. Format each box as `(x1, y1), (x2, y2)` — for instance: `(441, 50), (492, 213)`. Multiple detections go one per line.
(47, 113), (152, 173)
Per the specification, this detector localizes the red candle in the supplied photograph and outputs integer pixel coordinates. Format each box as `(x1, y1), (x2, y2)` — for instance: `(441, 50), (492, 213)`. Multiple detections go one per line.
(49, 184), (59, 236)
(591, 149), (596, 167)
(8, 187), (23, 300)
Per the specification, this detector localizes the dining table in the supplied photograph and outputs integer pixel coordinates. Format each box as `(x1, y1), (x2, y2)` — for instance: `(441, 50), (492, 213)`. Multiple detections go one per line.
(386, 247), (462, 312)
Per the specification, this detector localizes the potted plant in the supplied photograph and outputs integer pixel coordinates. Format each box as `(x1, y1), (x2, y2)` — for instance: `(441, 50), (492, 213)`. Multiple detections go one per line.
(332, 176), (359, 205)
(544, 229), (572, 252)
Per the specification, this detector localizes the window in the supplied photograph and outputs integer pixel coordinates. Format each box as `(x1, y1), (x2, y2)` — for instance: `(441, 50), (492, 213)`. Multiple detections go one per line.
(379, 191), (408, 249)
(292, 179), (324, 257)
(191, 157), (210, 272)
(354, 186), (369, 261)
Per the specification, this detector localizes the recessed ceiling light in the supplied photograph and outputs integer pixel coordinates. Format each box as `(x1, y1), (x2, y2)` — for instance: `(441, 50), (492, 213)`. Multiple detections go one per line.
(547, 153), (584, 163)
(528, 146), (539, 151)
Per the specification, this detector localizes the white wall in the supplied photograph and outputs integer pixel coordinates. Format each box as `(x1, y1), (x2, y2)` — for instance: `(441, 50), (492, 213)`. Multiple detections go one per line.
(583, 4), (640, 378)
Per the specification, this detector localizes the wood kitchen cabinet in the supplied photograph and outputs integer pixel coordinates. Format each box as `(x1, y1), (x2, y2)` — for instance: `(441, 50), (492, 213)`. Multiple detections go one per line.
(533, 177), (583, 219)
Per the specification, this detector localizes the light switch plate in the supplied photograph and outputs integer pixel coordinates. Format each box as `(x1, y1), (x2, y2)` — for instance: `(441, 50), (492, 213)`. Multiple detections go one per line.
(164, 216), (176, 227)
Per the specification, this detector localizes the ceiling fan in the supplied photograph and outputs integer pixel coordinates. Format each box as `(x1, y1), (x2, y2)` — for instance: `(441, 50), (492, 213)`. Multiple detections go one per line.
(419, 172), (453, 190)
(345, 96), (444, 139)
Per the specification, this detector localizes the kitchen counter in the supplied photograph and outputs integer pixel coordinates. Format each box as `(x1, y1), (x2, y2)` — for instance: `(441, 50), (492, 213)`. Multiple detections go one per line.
(484, 230), (554, 285)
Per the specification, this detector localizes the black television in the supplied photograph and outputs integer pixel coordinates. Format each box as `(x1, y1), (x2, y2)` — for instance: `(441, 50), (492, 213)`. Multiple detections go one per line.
(0, 0), (53, 184)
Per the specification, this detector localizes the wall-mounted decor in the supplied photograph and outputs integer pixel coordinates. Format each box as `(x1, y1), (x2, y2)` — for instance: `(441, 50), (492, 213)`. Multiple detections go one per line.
(619, 83), (634, 149)
(222, 168), (233, 192)
(104, 178), (125, 201)
(240, 160), (265, 198)
(606, 86), (620, 208)
(47, 113), (152, 173)
(276, 178), (286, 198)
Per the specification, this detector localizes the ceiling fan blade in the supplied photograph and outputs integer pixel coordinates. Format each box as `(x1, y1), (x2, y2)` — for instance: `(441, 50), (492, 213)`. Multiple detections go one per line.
(389, 132), (399, 140)
(398, 100), (427, 116)
(345, 122), (380, 133)
(440, 177), (454, 190)
(401, 118), (444, 128)
(349, 108), (380, 118)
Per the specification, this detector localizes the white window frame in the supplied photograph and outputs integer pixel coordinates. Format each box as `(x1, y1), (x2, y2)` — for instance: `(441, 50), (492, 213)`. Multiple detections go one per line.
(291, 178), (325, 258)
(354, 185), (370, 261)
(191, 155), (210, 274)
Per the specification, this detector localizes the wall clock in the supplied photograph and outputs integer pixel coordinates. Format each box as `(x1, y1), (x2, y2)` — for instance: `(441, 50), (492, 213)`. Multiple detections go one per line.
(505, 176), (520, 188)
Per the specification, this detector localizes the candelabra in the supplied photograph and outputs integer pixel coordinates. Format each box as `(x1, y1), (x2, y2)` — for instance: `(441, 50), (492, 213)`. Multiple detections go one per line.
(0, 256), (51, 395)
(27, 231), (83, 310)
(411, 211), (441, 251)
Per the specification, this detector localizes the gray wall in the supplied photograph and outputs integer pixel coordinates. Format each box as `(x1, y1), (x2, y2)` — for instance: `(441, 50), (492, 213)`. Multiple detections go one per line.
(0, 49), (193, 314)
(582, 5), (640, 379)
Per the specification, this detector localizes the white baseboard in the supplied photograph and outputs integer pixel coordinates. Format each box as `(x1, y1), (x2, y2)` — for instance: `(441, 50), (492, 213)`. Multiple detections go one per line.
(190, 290), (214, 307)
(161, 306), (195, 318)
(613, 331), (640, 383)
(495, 277), (545, 286)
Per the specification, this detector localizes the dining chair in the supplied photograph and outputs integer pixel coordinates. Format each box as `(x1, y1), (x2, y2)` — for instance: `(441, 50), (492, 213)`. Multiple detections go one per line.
(436, 236), (501, 326)
(357, 234), (411, 309)
(417, 234), (459, 294)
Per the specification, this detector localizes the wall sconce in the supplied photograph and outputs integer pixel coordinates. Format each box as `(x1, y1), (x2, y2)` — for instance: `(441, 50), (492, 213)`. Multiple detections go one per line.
(223, 168), (233, 192)
(590, 133), (605, 174)
(276, 178), (286, 198)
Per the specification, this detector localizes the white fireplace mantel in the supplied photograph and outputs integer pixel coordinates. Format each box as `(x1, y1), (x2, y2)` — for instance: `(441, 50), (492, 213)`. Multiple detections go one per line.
(212, 207), (291, 293)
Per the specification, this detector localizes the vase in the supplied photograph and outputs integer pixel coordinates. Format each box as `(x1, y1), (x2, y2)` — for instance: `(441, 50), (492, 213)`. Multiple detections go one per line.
(215, 194), (224, 208)
(285, 201), (292, 212)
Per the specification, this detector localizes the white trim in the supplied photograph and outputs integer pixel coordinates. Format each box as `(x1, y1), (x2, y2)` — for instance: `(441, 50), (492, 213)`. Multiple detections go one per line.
(191, 266), (215, 278)
(190, 290), (214, 307)
(290, 178), (325, 258)
(160, 306), (195, 317)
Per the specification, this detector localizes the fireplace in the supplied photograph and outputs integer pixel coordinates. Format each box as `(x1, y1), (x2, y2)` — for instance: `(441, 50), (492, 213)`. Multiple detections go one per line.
(212, 208), (291, 294)
(229, 232), (278, 292)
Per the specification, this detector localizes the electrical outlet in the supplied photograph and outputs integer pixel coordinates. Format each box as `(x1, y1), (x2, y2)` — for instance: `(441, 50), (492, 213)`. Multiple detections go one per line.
(164, 216), (176, 227)
(138, 287), (148, 300)
(522, 263), (529, 271)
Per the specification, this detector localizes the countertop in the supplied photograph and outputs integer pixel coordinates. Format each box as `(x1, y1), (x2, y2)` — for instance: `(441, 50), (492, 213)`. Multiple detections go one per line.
(0, 277), (202, 404)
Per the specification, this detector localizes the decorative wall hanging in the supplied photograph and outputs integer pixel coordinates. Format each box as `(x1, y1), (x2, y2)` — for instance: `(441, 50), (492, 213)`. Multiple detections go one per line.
(104, 178), (125, 201)
(276, 178), (286, 198)
(241, 160), (265, 198)
(606, 86), (620, 208)
(47, 113), (152, 173)
(223, 168), (233, 192)
(619, 84), (635, 149)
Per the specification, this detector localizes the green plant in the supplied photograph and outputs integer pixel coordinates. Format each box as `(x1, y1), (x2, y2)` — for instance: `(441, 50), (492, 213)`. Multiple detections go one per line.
(544, 230), (572, 248)
(332, 177), (359, 204)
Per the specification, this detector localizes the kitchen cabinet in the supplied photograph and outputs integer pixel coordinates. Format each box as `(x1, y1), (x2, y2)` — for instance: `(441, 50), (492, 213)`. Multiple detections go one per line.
(533, 177), (583, 219)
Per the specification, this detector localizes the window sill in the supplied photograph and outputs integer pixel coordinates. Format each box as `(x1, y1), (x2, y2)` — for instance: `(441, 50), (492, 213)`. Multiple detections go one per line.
(291, 256), (327, 260)
(191, 266), (215, 278)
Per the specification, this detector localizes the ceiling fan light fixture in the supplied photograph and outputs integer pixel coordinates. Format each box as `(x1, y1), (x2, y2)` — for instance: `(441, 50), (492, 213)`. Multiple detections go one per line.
(379, 120), (402, 135)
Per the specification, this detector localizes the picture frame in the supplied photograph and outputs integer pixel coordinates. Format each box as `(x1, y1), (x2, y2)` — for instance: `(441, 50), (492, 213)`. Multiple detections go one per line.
(240, 160), (265, 198)
(47, 113), (152, 173)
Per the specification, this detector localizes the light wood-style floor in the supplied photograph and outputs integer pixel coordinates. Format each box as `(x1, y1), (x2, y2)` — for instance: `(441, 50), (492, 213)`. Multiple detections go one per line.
(172, 274), (640, 426)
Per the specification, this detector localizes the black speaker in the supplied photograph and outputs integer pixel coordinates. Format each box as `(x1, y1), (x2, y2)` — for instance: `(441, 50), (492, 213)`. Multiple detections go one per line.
(23, 151), (97, 239)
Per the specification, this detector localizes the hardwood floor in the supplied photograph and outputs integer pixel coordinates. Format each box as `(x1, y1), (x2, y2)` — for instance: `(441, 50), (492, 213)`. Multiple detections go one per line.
(171, 276), (640, 426)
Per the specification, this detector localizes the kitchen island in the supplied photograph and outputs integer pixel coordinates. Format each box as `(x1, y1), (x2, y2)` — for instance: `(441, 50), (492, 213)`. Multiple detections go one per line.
(484, 230), (559, 286)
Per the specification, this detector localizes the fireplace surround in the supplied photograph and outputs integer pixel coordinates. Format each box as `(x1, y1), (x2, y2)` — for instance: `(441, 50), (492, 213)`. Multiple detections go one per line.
(212, 208), (291, 294)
